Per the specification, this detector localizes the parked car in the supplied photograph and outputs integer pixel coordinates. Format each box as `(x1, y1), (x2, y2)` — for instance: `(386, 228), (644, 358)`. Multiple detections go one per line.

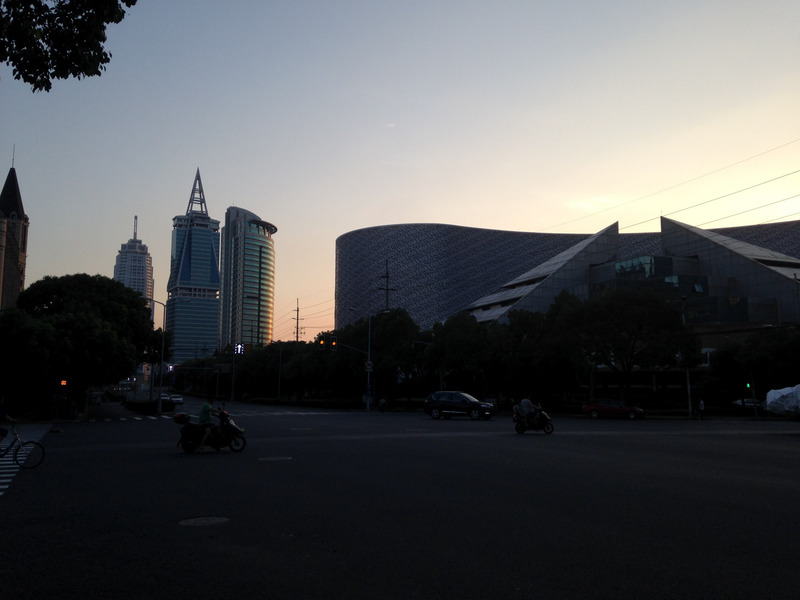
(424, 391), (495, 420)
(733, 399), (761, 408)
(582, 400), (644, 419)
(170, 394), (183, 405)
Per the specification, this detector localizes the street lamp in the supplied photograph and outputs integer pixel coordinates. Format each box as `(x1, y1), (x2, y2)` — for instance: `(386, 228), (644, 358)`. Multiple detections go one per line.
(349, 307), (374, 411)
(681, 296), (692, 418)
(147, 298), (166, 415)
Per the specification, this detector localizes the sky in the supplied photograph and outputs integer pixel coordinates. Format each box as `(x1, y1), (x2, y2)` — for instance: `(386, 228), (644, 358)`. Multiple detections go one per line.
(2, 1), (799, 341)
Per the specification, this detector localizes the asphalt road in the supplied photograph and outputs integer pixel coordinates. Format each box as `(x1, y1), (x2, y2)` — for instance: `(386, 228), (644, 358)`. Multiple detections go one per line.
(2, 402), (800, 599)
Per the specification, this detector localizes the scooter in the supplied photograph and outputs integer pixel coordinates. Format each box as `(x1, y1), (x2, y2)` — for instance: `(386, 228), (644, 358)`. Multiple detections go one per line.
(512, 405), (554, 435)
(174, 406), (247, 453)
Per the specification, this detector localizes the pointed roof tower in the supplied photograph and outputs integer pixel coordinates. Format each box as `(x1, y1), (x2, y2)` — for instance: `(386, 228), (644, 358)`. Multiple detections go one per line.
(186, 168), (208, 215)
(0, 167), (25, 218)
(0, 166), (29, 310)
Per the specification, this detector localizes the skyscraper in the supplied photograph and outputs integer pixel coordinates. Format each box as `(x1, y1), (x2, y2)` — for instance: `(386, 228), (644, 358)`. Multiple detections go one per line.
(0, 167), (29, 310)
(219, 206), (277, 349)
(166, 169), (220, 364)
(113, 215), (154, 308)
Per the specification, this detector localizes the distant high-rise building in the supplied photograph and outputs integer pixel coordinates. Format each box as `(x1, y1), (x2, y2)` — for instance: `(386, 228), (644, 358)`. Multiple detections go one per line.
(219, 206), (277, 349)
(113, 215), (154, 308)
(166, 169), (220, 364)
(0, 167), (29, 310)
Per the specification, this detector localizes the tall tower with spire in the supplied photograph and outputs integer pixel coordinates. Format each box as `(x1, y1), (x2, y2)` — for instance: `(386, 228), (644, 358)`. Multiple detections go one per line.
(113, 215), (155, 308)
(0, 166), (29, 309)
(165, 169), (220, 364)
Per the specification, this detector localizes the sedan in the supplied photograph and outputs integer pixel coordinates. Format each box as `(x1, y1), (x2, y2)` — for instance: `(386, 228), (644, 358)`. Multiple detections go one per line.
(582, 400), (644, 419)
(424, 391), (495, 420)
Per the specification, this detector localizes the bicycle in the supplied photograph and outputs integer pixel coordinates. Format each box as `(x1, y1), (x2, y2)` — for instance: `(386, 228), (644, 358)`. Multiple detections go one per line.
(0, 425), (45, 469)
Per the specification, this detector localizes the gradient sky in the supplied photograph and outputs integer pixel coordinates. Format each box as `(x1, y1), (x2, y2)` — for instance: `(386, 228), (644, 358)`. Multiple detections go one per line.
(2, 1), (799, 341)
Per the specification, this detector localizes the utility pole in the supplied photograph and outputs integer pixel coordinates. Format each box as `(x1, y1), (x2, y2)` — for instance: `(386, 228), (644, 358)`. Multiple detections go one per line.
(293, 298), (304, 342)
(378, 259), (397, 312)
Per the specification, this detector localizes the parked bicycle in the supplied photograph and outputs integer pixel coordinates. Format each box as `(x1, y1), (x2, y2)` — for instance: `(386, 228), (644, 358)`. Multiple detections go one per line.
(0, 426), (45, 469)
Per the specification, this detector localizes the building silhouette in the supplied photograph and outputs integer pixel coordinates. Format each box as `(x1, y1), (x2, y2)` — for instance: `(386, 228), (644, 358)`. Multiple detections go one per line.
(219, 206), (277, 349)
(166, 169), (220, 364)
(0, 167), (29, 310)
(336, 219), (800, 330)
(113, 216), (154, 311)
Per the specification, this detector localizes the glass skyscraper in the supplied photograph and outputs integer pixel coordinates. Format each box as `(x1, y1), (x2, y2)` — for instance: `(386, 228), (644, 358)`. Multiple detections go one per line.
(219, 206), (277, 349)
(166, 169), (220, 364)
(113, 216), (154, 312)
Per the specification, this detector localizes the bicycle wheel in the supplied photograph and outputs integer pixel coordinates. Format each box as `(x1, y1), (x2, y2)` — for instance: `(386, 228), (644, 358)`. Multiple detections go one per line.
(14, 441), (44, 469)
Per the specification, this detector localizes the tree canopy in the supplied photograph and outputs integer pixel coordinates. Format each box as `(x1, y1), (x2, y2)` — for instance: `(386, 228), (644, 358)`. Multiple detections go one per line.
(0, 0), (137, 92)
(0, 273), (152, 415)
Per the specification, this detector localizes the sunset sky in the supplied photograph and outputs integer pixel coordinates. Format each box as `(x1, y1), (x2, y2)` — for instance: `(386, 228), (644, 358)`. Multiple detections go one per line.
(2, 1), (799, 340)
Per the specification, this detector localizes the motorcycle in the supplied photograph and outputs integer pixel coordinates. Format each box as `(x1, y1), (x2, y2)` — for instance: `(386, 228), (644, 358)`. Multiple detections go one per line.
(512, 405), (554, 435)
(174, 406), (247, 453)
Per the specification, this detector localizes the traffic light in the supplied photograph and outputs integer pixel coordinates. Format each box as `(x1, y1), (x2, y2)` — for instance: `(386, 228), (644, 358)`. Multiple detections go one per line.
(318, 337), (326, 350)
(331, 336), (337, 351)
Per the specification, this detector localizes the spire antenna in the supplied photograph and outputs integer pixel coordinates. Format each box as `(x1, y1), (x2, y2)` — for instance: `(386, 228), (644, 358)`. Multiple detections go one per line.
(133, 215), (138, 240)
(186, 168), (209, 215)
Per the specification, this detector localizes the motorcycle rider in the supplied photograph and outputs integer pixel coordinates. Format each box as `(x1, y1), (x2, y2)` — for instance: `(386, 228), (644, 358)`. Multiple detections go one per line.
(198, 397), (220, 451)
(519, 396), (541, 427)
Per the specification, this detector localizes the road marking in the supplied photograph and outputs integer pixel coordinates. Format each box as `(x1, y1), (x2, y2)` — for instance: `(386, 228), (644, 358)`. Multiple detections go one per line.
(0, 426), (50, 498)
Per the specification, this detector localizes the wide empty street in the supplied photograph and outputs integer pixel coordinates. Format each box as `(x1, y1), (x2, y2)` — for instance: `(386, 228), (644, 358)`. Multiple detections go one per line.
(2, 401), (799, 599)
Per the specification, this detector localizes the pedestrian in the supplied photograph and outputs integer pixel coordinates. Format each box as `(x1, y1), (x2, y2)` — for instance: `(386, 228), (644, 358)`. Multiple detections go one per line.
(698, 399), (705, 420)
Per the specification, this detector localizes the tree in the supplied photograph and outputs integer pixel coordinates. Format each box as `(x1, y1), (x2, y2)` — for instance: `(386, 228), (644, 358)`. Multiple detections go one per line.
(0, 0), (137, 92)
(428, 312), (488, 395)
(0, 273), (151, 415)
(573, 288), (695, 401)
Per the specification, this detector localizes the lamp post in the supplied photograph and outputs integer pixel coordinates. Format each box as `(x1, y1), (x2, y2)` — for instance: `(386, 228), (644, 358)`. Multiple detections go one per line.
(349, 308), (374, 411)
(366, 314), (373, 410)
(681, 296), (692, 418)
(147, 298), (167, 415)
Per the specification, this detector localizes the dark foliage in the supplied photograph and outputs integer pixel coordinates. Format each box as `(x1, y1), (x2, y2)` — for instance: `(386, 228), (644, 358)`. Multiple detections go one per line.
(0, 0), (137, 91)
(0, 274), (151, 416)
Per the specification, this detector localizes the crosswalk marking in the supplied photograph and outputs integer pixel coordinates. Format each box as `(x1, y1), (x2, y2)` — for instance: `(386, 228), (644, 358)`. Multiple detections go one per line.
(0, 425), (50, 498)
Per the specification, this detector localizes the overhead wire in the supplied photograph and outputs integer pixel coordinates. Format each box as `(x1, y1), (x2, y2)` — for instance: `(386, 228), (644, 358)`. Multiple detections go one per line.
(620, 167), (800, 231)
(697, 193), (800, 227)
(542, 135), (800, 232)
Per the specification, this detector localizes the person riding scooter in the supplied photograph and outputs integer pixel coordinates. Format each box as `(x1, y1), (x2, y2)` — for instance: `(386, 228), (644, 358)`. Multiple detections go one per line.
(519, 397), (542, 427)
(198, 398), (221, 451)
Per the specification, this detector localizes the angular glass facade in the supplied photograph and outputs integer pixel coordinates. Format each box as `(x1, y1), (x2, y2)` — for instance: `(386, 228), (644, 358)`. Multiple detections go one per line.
(336, 219), (800, 330)
(219, 207), (277, 348)
(166, 170), (220, 364)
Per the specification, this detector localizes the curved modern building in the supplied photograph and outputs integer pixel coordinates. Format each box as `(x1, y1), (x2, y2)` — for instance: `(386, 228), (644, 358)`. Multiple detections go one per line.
(336, 219), (800, 330)
(219, 206), (277, 349)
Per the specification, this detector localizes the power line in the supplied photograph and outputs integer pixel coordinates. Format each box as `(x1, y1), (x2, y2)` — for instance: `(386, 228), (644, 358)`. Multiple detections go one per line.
(698, 193), (800, 227)
(542, 135), (800, 232)
(620, 168), (800, 231)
